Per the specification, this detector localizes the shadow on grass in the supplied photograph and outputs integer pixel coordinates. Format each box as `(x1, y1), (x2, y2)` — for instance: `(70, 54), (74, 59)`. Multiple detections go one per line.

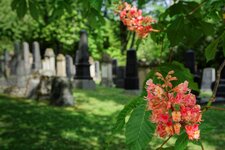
(0, 95), (126, 150)
(74, 86), (138, 105)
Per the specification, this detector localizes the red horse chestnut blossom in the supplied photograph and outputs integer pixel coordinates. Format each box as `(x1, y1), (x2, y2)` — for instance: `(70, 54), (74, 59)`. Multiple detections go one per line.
(117, 2), (159, 38)
(145, 70), (202, 140)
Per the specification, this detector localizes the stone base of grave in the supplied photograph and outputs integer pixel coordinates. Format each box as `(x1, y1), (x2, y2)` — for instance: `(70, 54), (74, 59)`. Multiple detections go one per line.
(4, 86), (27, 97)
(124, 89), (141, 95)
(73, 79), (96, 89)
(100, 78), (114, 87)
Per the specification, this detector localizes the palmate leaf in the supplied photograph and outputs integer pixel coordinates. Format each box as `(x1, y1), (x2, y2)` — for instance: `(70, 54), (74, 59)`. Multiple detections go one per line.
(166, 16), (185, 46)
(204, 39), (219, 62)
(125, 104), (155, 150)
(112, 97), (144, 134)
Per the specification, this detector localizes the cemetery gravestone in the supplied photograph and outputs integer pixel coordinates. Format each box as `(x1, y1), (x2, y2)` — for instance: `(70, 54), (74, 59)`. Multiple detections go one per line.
(32, 41), (42, 71)
(201, 68), (215, 94)
(74, 30), (96, 89)
(22, 42), (31, 75)
(114, 66), (125, 88)
(184, 50), (201, 96)
(42, 48), (56, 76)
(56, 54), (66, 77)
(100, 53), (114, 87)
(66, 55), (75, 79)
(124, 49), (139, 91)
(94, 61), (101, 82)
(112, 59), (118, 84)
(138, 60), (150, 89)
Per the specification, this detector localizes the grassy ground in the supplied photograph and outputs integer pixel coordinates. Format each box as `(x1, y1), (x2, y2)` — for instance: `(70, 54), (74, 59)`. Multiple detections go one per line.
(0, 86), (225, 150)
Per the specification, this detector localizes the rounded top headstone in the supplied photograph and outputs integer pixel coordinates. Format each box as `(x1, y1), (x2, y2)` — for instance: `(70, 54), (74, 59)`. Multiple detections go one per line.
(44, 48), (55, 57)
(57, 54), (65, 61)
(80, 30), (87, 35)
(102, 53), (112, 63)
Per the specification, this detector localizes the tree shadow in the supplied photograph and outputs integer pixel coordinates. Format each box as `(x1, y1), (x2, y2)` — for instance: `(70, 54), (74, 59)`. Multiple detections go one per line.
(0, 95), (126, 150)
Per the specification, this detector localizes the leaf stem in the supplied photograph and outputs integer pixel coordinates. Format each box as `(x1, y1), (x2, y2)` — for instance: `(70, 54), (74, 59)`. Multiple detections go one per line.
(158, 135), (173, 149)
(188, 0), (207, 16)
(200, 141), (204, 150)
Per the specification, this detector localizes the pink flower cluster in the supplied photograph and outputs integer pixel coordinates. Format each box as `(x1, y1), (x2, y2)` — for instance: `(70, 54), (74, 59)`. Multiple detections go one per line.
(117, 2), (158, 38)
(145, 71), (202, 140)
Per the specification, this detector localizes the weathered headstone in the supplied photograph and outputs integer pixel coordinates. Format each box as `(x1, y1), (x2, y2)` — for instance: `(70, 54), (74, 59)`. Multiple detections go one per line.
(41, 48), (55, 76)
(50, 77), (74, 106)
(124, 49), (139, 91)
(56, 54), (66, 77)
(100, 53), (114, 87)
(201, 68), (215, 93)
(10, 42), (21, 75)
(94, 61), (101, 81)
(138, 60), (150, 89)
(0, 55), (4, 77)
(32, 41), (42, 71)
(22, 42), (31, 75)
(73, 30), (96, 89)
(89, 57), (96, 79)
(66, 55), (75, 79)
(3, 49), (10, 79)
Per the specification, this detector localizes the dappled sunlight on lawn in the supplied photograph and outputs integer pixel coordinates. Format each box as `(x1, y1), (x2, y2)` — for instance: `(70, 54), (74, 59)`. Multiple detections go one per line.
(0, 87), (225, 149)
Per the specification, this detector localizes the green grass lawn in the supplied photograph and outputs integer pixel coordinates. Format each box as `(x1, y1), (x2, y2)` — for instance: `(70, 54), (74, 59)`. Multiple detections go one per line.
(0, 86), (225, 150)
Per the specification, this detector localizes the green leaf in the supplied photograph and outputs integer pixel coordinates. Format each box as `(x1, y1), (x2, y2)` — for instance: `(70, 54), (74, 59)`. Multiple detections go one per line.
(138, 0), (146, 8)
(204, 39), (219, 62)
(126, 104), (155, 150)
(16, 0), (28, 18)
(200, 22), (214, 36)
(29, 1), (39, 21)
(112, 97), (144, 134)
(89, 0), (103, 12)
(11, 0), (19, 10)
(175, 132), (188, 150)
(167, 16), (185, 46)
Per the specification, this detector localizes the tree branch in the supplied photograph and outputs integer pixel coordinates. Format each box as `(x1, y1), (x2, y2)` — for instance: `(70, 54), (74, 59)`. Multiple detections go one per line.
(157, 135), (172, 149)
(202, 59), (225, 112)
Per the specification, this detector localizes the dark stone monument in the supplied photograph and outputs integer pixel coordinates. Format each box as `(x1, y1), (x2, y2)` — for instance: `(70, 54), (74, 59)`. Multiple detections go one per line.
(184, 50), (201, 96)
(184, 50), (196, 74)
(124, 49), (139, 91)
(114, 66), (125, 88)
(73, 30), (96, 89)
(112, 59), (118, 78)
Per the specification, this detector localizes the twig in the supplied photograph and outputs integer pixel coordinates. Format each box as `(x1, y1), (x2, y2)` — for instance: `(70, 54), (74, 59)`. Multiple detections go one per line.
(159, 37), (164, 65)
(200, 141), (204, 150)
(157, 135), (172, 149)
(188, 0), (207, 16)
(203, 106), (225, 111)
(203, 59), (225, 112)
